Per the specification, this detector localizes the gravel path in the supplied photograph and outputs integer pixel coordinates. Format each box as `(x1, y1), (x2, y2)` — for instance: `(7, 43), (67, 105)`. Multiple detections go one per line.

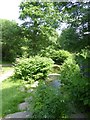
(0, 69), (14, 82)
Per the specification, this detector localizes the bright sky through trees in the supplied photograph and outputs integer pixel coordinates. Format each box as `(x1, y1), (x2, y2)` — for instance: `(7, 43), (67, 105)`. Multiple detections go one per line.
(0, 0), (22, 23)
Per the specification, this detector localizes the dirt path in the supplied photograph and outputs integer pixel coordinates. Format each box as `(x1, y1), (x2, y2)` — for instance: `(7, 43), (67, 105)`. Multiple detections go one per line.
(0, 69), (14, 82)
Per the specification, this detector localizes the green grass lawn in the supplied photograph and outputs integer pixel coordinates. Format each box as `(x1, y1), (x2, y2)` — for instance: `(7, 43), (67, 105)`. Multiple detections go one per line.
(0, 60), (13, 75)
(0, 78), (30, 118)
(0, 67), (14, 75)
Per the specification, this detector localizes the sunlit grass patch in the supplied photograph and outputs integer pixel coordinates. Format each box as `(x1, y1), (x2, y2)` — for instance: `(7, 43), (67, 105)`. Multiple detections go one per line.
(0, 67), (14, 75)
(0, 78), (30, 117)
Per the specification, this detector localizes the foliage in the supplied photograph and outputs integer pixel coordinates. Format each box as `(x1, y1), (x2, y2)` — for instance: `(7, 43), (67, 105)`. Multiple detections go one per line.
(60, 56), (80, 85)
(55, 2), (90, 110)
(40, 48), (71, 65)
(19, 2), (59, 56)
(75, 48), (90, 78)
(29, 80), (69, 119)
(19, 2), (60, 29)
(56, 2), (90, 52)
(1, 2), (90, 115)
(0, 19), (23, 62)
(57, 26), (90, 53)
(14, 56), (54, 81)
(60, 56), (90, 108)
(74, 49), (90, 108)
(57, 27), (80, 52)
(55, 2), (90, 34)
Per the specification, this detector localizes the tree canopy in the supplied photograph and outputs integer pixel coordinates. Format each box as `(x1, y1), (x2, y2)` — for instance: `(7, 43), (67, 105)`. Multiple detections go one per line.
(1, 1), (90, 61)
(57, 2), (90, 52)
(0, 19), (23, 62)
(19, 2), (61, 55)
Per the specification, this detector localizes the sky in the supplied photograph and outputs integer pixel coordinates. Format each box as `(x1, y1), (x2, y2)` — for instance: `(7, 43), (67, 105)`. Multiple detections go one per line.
(0, 0), (22, 23)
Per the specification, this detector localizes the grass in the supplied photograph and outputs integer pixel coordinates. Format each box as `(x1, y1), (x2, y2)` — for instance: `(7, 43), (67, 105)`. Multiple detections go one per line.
(0, 66), (14, 75)
(0, 77), (31, 118)
(0, 61), (13, 75)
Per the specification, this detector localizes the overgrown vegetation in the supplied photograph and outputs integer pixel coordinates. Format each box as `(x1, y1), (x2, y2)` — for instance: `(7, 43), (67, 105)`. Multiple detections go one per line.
(1, 1), (90, 118)
(29, 80), (69, 119)
(60, 55), (90, 111)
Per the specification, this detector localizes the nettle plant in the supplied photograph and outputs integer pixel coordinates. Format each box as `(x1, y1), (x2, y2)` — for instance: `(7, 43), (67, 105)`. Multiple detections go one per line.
(14, 56), (54, 81)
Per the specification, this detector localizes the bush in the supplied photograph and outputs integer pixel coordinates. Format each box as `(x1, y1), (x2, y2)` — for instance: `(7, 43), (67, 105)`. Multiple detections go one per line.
(60, 56), (79, 85)
(40, 48), (71, 65)
(60, 56), (90, 109)
(51, 50), (71, 65)
(29, 80), (69, 119)
(14, 56), (54, 81)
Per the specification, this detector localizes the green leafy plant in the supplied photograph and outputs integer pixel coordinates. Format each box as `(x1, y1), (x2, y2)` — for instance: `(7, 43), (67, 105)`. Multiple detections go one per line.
(51, 50), (71, 65)
(29, 80), (69, 119)
(14, 56), (54, 81)
(75, 49), (90, 79)
(60, 56), (90, 109)
(40, 48), (71, 65)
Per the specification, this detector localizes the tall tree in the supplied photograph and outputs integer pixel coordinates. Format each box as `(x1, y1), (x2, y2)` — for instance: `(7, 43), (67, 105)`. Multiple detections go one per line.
(56, 2), (90, 52)
(57, 27), (80, 52)
(0, 19), (23, 62)
(19, 2), (59, 55)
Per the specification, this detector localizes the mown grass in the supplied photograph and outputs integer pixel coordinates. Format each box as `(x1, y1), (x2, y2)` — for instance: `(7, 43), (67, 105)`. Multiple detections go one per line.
(0, 77), (30, 118)
(0, 60), (13, 75)
(0, 66), (13, 75)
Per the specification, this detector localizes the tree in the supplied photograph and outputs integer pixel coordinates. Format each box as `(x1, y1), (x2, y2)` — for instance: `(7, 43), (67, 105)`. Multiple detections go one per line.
(57, 27), (80, 52)
(56, 2), (90, 52)
(19, 2), (59, 56)
(0, 19), (23, 62)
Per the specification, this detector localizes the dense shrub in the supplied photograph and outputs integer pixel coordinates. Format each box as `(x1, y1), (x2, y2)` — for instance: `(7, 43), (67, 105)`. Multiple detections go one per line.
(51, 50), (71, 65)
(60, 56), (79, 85)
(60, 56), (90, 108)
(14, 56), (54, 81)
(40, 48), (71, 65)
(29, 80), (69, 119)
